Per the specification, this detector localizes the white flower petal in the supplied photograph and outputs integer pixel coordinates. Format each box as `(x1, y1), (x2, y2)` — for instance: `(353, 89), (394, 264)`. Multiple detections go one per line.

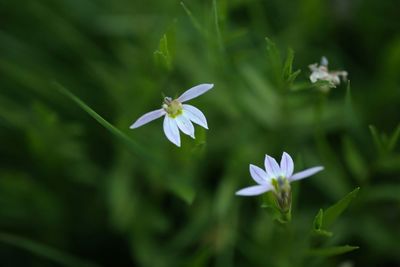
(182, 104), (208, 129)
(249, 164), (270, 185)
(130, 109), (166, 129)
(264, 155), (281, 178)
(177, 84), (214, 103)
(163, 116), (181, 147)
(290, 166), (324, 182)
(310, 69), (329, 83)
(175, 115), (195, 139)
(280, 152), (294, 178)
(310, 72), (319, 83)
(309, 63), (319, 72)
(235, 185), (272, 196)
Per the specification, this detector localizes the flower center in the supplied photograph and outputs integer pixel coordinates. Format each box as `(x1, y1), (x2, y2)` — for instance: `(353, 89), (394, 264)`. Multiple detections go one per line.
(271, 176), (292, 214)
(162, 97), (183, 118)
(271, 176), (289, 192)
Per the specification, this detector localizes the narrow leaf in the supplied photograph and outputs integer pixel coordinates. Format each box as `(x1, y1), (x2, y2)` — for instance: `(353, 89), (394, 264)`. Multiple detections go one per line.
(180, 2), (205, 36)
(53, 82), (154, 161)
(323, 187), (360, 228)
(287, 69), (301, 84)
(0, 232), (100, 267)
(154, 34), (172, 70)
(265, 37), (281, 68)
(282, 48), (294, 79)
(212, 0), (224, 51)
(313, 209), (323, 230)
(369, 125), (385, 154)
(169, 182), (196, 205)
(313, 229), (333, 237)
(388, 123), (400, 151)
(312, 209), (333, 237)
(308, 245), (359, 257)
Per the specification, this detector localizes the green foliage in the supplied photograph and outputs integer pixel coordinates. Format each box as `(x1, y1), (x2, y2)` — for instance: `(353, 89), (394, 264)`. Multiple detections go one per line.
(154, 34), (173, 70)
(369, 124), (400, 155)
(180, 2), (205, 36)
(1, 0), (400, 266)
(308, 245), (359, 257)
(154, 25), (176, 71)
(323, 187), (360, 229)
(265, 37), (301, 90)
(310, 188), (360, 258)
(312, 209), (332, 237)
(312, 187), (359, 237)
(54, 82), (151, 161)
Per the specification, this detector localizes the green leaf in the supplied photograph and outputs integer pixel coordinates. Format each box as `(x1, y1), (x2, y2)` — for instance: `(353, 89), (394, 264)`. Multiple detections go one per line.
(265, 37), (282, 71)
(0, 232), (100, 267)
(180, 2), (205, 36)
(282, 48), (294, 79)
(323, 187), (360, 228)
(312, 209), (333, 237)
(154, 34), (172, 70)
(212, 0), (224, 51)
(313, 229), (333, 237)
(168, 181), (196, 205)
(313, 209), (323, 230)
(388, 123), (400, 151)
(369, 125), (385, 154)
(287, 69), (301, 84)
(308, 245), (359, 257)
(53, 82), (154, 162)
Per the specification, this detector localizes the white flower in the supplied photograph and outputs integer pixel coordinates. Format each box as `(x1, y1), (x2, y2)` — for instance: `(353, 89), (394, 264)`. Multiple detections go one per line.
(236, 152), (324, 196)
(309, 57), (348, 89)
(130, 83), (214, 147)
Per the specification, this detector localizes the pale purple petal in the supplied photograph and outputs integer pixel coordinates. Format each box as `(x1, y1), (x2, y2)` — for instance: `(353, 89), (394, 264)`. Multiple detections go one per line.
(289, 166), (324, 182)
(264, 155), (281, 178)
(130, 109), (166, 129)
(249, 164), (269, 185)
(177, 84), (214, 103)
(175, 115), (195, 139)
(280, 152), (294, 177)
(182, 104), (208, 129)
(163, 116), (181, 147)
(235, 185), (272, 196)
(321, 56), (329, 66)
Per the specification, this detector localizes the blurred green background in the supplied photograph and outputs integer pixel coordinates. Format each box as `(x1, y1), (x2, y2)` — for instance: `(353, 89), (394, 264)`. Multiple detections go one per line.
(1, 0), (400, 266)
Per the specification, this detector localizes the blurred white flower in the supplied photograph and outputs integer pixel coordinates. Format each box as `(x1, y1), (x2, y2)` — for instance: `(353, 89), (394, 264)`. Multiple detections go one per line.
(236, 152), (324, 197)
(309, 57), (348, 90)
(130, 84), (213, 147)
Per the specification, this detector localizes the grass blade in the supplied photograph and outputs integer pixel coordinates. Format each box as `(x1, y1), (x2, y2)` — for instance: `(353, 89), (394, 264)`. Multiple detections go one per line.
(180, 2), (205, 36)
(53, 82), (155, 162)
(212, 0), (224, 52)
